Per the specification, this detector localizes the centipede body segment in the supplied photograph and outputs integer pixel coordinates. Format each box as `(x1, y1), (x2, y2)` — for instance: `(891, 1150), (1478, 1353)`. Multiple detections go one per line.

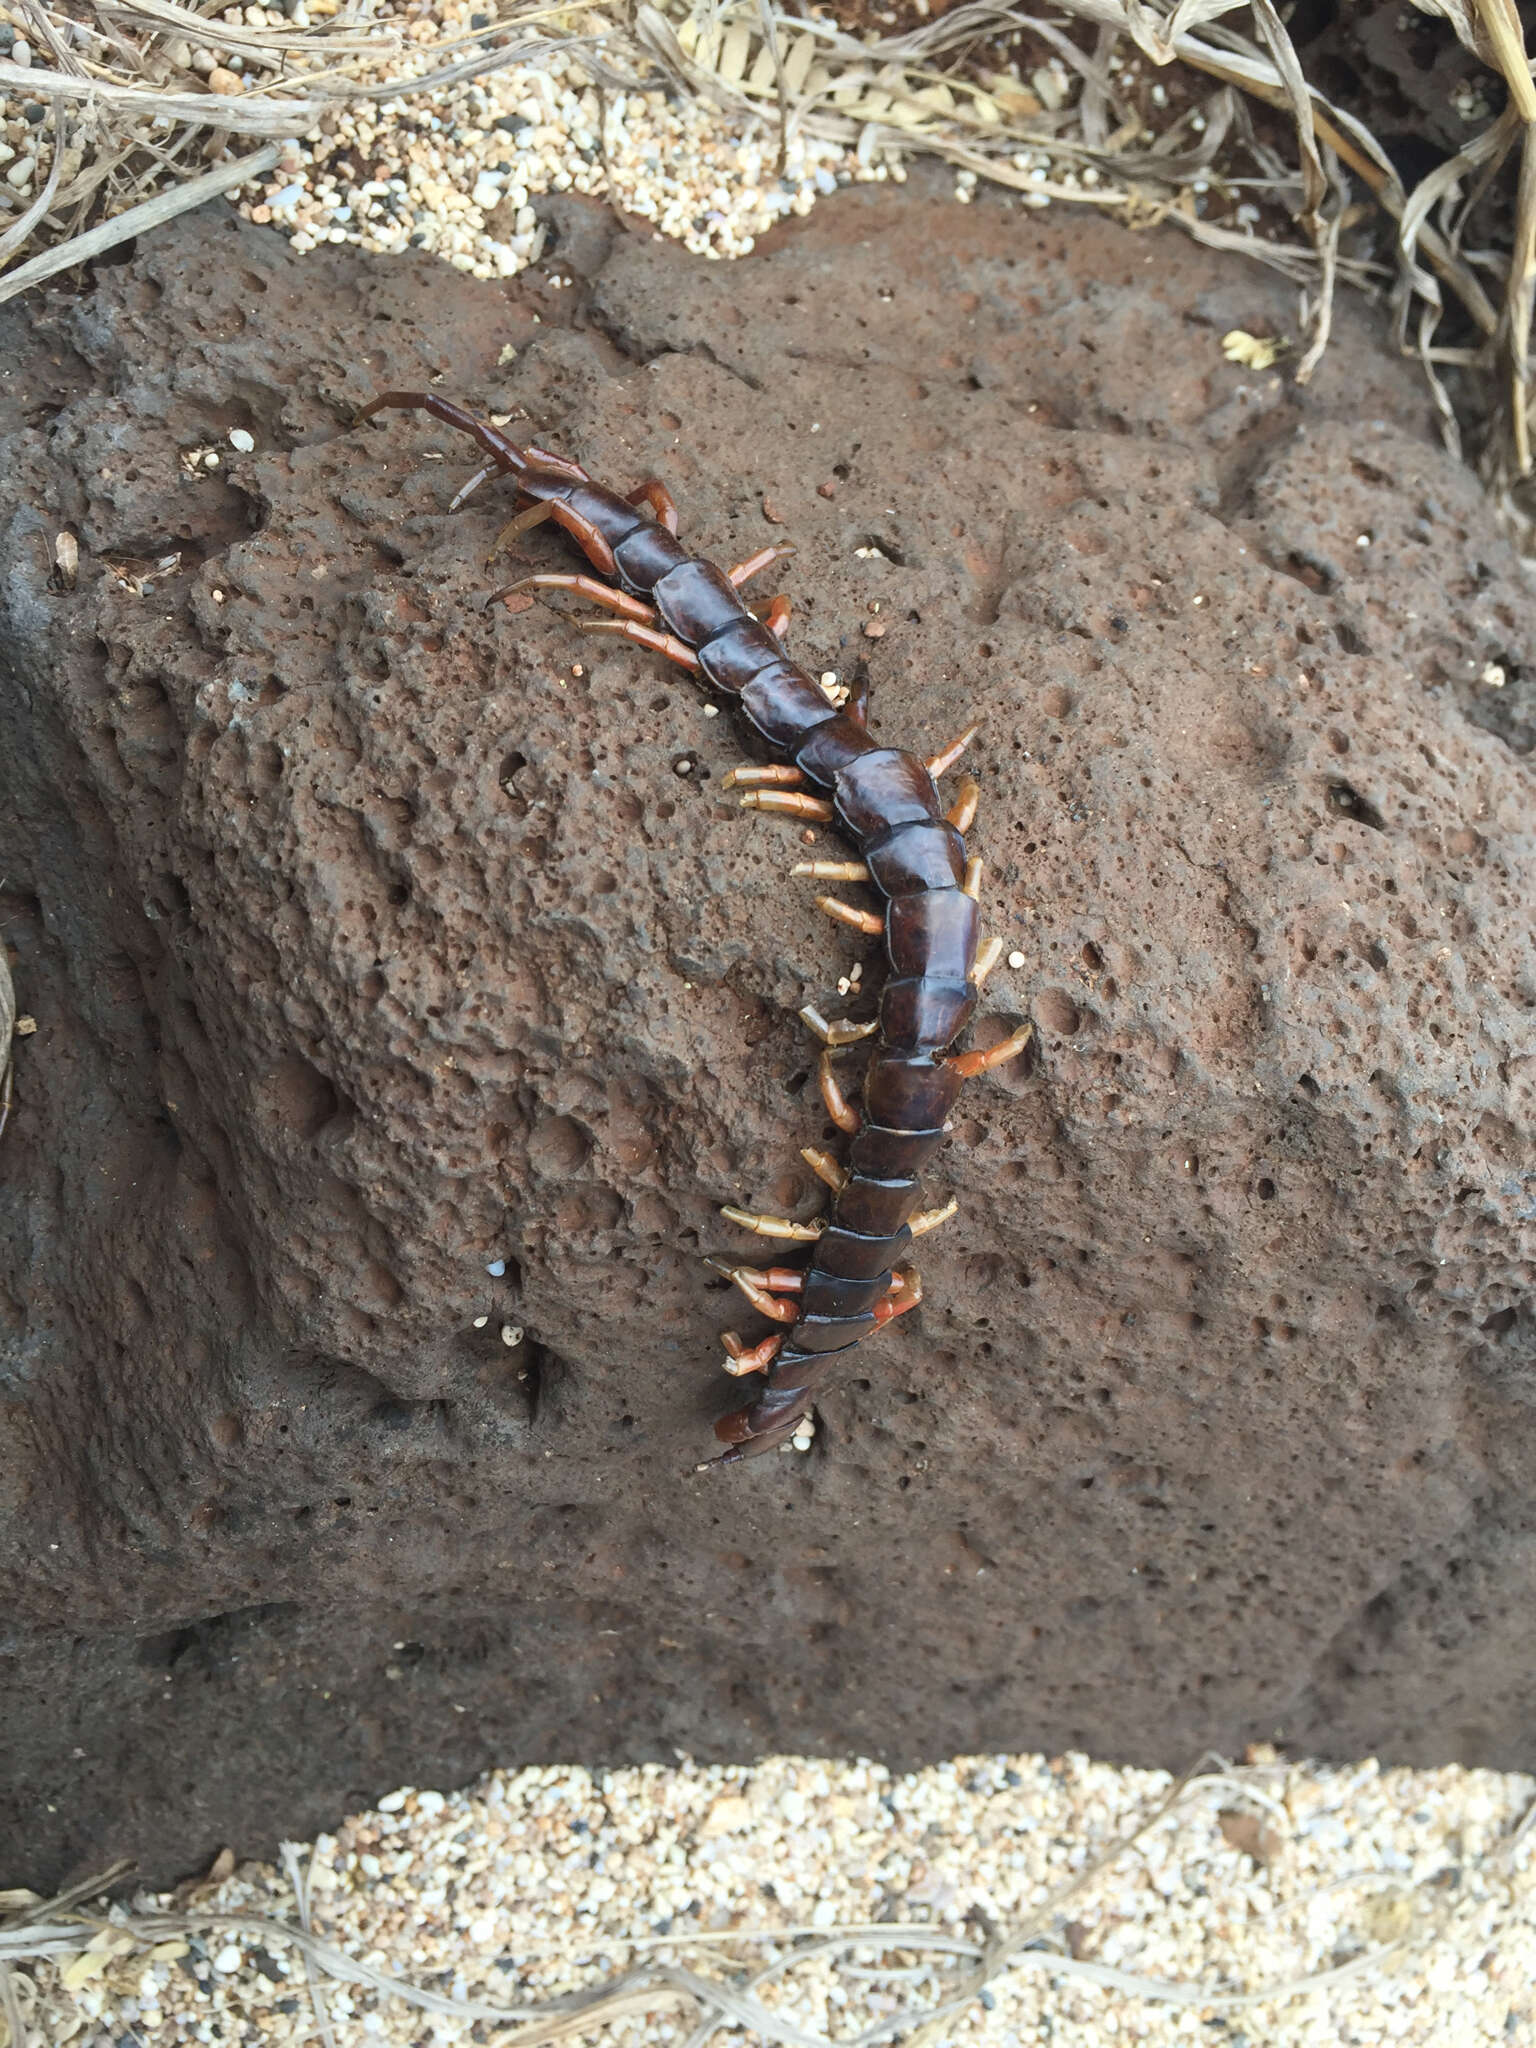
(356, 391), (1032, 1465)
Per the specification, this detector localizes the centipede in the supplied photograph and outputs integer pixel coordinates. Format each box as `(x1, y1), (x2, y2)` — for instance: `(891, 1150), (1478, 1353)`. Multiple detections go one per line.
(356, 391), (1033, 1465)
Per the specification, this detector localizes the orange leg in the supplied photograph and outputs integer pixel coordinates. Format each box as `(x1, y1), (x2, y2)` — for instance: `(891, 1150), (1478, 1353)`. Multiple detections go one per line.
(951, 1022), (1034, 1080)
(818, 1047), (859, 1135)
(817, 894), (883, 937)
(872, 1267), (923, 1325)
(579, 618), (701, 672)
(723, 763), (802, 792)
(738, 790), (835, 822)
(550, 501), (617, 577)
(728, 544), (796, 587)
(722, 1330), (784, 1377)
(761, 594), (792, 641)
(711, 1263), (803, 1323)
(494, 572), (656, 623)
(628, 477), (679, 534)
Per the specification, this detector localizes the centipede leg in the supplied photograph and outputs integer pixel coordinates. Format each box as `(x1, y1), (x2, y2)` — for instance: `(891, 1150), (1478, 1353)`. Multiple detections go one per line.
(950, 1021), (1035, 1079)
(720, 1204), (824, 1242)
(728, 544), (796, 588)
(926, 722), (980, 778)
(494, 572), (656, 624)
(973, 935), (1004, 985)
(947, 775), (980, 833)
(486, 497), (557, 563)
(737, 790), (835, 821)
(721, 1329), (784, 1376)
(799, 1005), (878, 1047)
(817, 894), (883, 937)
(800, 1146), (848, 1193)
(627, 477), (679, 534)
(579, 618), (702, 671)
(722, 763), (803, 792)
(962, 855), (984, 901)
(909, 1196), (958, 1237)
(706, 1262), (803, 1323)
(761, 594), (792, 641)
(872, 1267), (924, 1324)
(818, 1047), (860, 1135)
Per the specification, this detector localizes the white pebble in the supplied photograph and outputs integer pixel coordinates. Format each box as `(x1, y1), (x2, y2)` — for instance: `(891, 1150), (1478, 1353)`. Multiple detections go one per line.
(1007, 950), (1026, 969)
(228, 428), (255, 453)
(486, 1258), (506, 1276)
(500, 1324), (523, 1348)
(212, 1946), (242, 1974)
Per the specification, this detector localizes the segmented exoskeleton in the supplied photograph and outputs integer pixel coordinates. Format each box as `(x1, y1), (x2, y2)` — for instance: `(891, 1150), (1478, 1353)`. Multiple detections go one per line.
(356, 392), (1031, 1465)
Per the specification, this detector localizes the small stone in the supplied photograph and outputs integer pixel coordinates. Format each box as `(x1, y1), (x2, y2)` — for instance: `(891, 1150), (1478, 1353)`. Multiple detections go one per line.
(212, 1946), (243, 1974)
(1007, 950), (1026, 969)
(207, 66), (244, 95)
(6, 159), (35, 192)
(500, 1324), (523, 1347)
(14, 1016), (37, 1037)
(863, 619), (885, 638)
(228, 428), (255, 452)
(817, 479), (836, 499)
(486, 1258), (506, 1276)
(10, 37), (31, 66)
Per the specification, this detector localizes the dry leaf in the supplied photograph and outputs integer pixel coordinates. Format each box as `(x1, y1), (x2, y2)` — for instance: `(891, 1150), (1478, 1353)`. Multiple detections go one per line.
(1218, 1806), (1284, 1864)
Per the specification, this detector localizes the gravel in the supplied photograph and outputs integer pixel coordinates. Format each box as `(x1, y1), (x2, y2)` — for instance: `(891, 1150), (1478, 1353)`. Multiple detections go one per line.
(16, 1746), (1536, 2045)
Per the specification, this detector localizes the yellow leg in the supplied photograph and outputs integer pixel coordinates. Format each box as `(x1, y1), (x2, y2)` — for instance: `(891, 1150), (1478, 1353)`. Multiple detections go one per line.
(948, 776), (980, 834)
(739, 790), (835, 822)
(925, 723), (980, 779)
(799, 1005), (878, 1047)
(817, 894), (884, 937)
(909, 1196), (958, 1237)
(721, 1204), (824, 1242)
(962, 855), (984, 901)
(792, 859), (869, 882)
(485, 496), (555, 563)
(973, 935), (1004, 985)
(800, 1146), (848, 1193)
(723, 763), (802, 792)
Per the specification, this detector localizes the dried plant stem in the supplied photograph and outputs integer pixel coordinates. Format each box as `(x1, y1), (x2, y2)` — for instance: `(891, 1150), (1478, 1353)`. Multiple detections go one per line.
(0, 143), (283, 303)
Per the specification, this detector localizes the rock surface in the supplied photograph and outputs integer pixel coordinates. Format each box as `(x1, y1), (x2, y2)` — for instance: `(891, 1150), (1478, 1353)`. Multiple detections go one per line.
(1, 179), (1533, 1888)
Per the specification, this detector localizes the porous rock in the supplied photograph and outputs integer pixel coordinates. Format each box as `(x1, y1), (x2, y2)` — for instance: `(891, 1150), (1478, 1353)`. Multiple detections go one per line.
(1, 181), (1532, 1886)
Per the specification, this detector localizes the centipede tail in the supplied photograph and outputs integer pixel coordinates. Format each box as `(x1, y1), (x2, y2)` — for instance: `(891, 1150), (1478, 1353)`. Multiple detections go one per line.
(357, 394), (1032, 1467)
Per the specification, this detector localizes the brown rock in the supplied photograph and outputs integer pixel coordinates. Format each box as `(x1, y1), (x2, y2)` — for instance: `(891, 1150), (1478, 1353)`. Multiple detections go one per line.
(0, 179), (1533, 1888)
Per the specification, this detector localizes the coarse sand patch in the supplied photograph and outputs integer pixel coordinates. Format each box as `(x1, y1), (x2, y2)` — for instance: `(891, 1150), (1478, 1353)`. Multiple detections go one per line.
(7, 1748), (1535, 2045)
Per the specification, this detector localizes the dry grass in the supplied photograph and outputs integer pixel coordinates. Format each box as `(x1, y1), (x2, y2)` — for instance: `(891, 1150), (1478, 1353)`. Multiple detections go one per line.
(3, 1), (1536, 508)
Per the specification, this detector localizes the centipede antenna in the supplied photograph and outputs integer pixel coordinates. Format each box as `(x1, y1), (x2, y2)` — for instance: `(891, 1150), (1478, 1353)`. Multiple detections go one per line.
(800, 1145), (848, 1193)
(791, 859), (869, 882)
(925, 723), (980, 779)
(451, 460), (500, 513)
(816, 894), (883, 937)
(973, 934), (1004, 985)
(962, 855), (984, 901)
(909, 1196), (959, 1237)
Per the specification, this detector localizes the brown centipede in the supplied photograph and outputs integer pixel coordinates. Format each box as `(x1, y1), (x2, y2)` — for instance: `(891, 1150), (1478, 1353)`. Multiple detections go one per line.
(356, 392), (1032, 1465)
